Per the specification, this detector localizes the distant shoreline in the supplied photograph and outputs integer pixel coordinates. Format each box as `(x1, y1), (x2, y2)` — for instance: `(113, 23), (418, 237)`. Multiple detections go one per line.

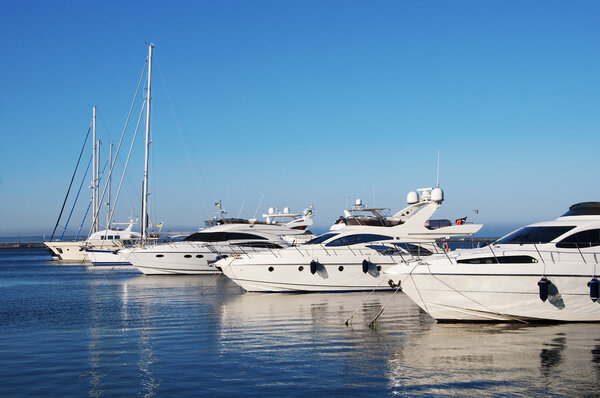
(0, 242), (46, 249)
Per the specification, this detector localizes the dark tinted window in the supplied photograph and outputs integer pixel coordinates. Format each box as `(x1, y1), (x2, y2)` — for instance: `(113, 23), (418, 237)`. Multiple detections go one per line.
(305, 233), (338, 245)
(234, 242), (283, 249)
(556, 229), (600, 248)
(561, 202), (600, 216)
(226, 233), (267, 241)
(496, 226), (575, 244)
(325, 234), (393, 247)
(457, 255), (538, 264)
(184, 232), (228, 242)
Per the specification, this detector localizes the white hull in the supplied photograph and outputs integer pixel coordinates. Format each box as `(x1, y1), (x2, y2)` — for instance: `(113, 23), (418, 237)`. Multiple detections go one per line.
(44, 241), (89, 262)
(220, 248), (401, 292)
(87, 248), (132, 266)
(122, 243), (220, 275)
(398, 260), (600, 322)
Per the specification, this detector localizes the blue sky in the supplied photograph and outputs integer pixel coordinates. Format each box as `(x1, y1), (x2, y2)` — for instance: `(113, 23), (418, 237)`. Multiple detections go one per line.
(1, 1), (599, 237)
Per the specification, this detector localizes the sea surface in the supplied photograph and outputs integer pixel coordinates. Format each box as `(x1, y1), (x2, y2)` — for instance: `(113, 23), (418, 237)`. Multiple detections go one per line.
(1, 248), (599, 397)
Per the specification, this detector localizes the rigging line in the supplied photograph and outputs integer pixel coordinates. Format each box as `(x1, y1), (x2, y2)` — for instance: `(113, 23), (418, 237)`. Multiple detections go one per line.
(60, 155), (93, 241)
(368, 284), (402, 328)
(109, 100), (146, 227)
(345, 277), (388, 326)
(92, 60), (148, 233)
(155, 55), (212, 220)
(50, 124), (92, 240)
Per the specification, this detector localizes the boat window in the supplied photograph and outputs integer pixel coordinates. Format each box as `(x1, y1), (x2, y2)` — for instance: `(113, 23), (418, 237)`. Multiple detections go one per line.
(561, 202), (600, 216)
(457, 255), (538, 264)
(496, 226), (575, 244)
(325, 234), (393, 247)
(304, 233), (339, 245)
(233, 242), (283, 249)
(226, 233), (268, 241)
(107, 236), (113, 240)
(114, 235), (120, 240)
(184, 232), (228, 242)
(100, 236), (105, 240)
(556, 229), (600, 248)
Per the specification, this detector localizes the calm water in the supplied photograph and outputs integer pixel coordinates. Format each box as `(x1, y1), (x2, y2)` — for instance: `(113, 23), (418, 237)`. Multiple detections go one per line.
(1, 248), (599, 397)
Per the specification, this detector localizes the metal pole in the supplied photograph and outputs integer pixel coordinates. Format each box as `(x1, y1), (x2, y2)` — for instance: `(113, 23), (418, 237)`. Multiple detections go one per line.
(141, 44), (153, 244)
(92, 106), (97, 233)
(106, 143), (112, 230)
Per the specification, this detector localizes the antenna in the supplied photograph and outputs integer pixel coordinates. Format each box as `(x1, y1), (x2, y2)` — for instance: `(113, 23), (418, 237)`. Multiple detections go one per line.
(253, 194), (264, 219)
(436, 151), (440, 188)
(237, 197), (247, 218)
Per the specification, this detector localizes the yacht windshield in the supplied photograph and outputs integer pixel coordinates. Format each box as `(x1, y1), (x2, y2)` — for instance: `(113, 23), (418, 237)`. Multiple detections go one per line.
(496, 226), (575, 245)
(304, 233), (338, 245)
(325, 234), (393, 247)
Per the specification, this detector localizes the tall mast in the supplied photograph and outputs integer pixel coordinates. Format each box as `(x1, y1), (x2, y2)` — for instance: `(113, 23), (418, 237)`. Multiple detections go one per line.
(141, 43), (153, 244)
(106, 143), (112, 230)
(92, 106), (98, 234)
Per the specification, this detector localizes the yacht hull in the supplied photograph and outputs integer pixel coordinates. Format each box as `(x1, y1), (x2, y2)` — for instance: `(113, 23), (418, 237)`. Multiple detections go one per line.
(122, 243), (220, 275)
(87, 249), (133, 266)
(43, 241), (88, 262)
(398, 262), (600, 322)
(220, 250), (400, 292)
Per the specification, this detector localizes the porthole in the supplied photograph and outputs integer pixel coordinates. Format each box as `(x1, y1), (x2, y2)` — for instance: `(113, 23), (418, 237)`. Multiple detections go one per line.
(268, 266), (274, 272)
(377, 266), (382, 271)
(184, 254), (192, 258)
(196, 254), (203, 258)
(338, 266), (344, 272)
(298, 266), (304, 271)
(156, 254), (164, 258)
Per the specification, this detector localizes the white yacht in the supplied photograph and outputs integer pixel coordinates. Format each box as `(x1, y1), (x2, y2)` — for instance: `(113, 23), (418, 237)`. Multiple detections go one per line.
(216, 187), (482, 292)
(120, 206), (315, 275)
(385, 201), (600, 322)
(84, 220), (142, 265)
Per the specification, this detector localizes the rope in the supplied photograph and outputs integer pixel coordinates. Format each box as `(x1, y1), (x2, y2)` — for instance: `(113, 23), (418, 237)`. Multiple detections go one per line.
(60, 155), (93, 240)
(50, 124), (92, 240)
(344, 276), (389, 325)
(368, 284), (402, 328)
(155, 56), (212, 221)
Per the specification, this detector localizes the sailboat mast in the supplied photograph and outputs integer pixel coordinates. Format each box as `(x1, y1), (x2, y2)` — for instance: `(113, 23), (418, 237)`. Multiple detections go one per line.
(92, 106), (98, 234)
(106, 143), (112, 230)
(141, 43), (153, 243)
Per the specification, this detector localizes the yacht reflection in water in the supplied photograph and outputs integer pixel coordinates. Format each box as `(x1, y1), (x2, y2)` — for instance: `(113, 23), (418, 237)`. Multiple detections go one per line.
(388, 322), (600, 395)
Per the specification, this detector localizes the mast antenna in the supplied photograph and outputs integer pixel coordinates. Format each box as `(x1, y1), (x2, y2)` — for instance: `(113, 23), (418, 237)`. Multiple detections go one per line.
(436, 151), (440, 188)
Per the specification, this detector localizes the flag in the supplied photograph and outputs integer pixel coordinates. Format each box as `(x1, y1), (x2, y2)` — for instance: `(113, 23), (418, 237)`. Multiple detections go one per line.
(156, 222), (163, 228)
(214, 202), (221, 207)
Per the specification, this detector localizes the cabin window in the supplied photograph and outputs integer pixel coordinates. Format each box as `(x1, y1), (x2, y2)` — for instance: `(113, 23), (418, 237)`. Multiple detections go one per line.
(100, 236), (105, 240)
(184, 232), (228, 242)
(184, 254), (192, 258)
(496, 226), (575, 245)
(556, 229), (600, 248)
(457, 255), (538, 264)
(226, 233), (268, 241)
(114, 235), (120, 240)
(156, 254), (164, 258)
(304, 233), (338, 245)
(325, 234), (393, 247)
(196, 255), (203, 258)
(107, 236), (114, 240)
(233, 242), (283, 249)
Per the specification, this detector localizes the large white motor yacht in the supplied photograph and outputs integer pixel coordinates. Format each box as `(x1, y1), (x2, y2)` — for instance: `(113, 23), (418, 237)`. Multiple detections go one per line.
(120, 206), (315, 275)
(216, 187), (482, 292)
(385, 202), (600, 322)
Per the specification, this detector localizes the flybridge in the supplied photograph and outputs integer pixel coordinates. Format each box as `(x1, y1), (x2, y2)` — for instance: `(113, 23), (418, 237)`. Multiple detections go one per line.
(561, 202), (600, 217)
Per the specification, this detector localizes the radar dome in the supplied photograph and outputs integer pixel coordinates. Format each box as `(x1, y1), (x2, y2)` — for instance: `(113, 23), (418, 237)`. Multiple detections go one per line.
(407, 191), (419, 204)
(268, 207), (274, 215)
(431, 187), (444, 203)
(283, 207), (290, 214)
(355, 198), (362, 206)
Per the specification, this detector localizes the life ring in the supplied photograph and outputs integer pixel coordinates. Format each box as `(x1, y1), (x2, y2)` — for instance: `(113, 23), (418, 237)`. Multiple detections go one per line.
(442, 242), (449, 252)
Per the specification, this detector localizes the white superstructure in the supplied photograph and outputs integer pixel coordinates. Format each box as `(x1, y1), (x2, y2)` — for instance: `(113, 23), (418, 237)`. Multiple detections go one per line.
(217, 187), (482, 292)
(121, 206), (315, 275)
(386, 201), (600, 322)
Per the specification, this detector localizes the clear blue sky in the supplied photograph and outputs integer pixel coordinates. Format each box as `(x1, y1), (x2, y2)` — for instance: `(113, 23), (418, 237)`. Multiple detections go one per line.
(1, 0), (599, 237)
